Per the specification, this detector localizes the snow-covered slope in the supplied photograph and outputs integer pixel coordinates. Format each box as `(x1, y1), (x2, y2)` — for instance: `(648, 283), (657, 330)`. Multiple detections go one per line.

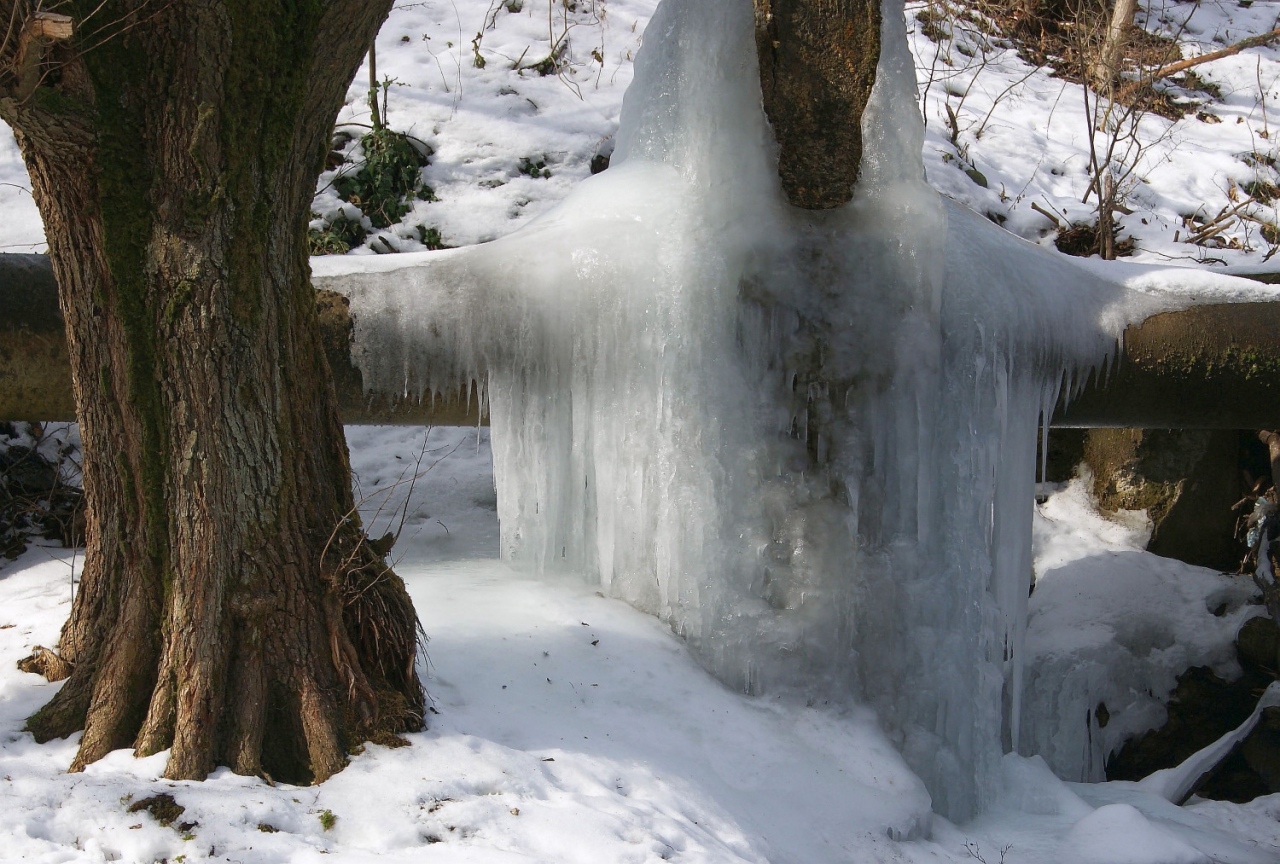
(912, 0), (1280, 267)
(6, 0), (1280, 267)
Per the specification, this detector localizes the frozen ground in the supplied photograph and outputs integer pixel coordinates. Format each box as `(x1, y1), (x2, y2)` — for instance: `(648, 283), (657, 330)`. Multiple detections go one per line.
(0, 427), (1276, 863)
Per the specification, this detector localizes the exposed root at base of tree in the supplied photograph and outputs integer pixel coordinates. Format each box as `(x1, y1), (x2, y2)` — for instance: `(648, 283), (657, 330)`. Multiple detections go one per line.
(20, 531), (425, 787)
(16, 645), (73, 681)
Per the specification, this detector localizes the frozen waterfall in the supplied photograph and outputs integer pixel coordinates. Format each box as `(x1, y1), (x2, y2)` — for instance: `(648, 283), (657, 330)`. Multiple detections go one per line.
(316, 0), (1199, 820)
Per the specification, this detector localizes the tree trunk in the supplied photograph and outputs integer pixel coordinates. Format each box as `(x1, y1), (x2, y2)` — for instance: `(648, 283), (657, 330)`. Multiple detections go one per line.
(1095, 0), (1138, 87)
(754, 0), (882, 209)
(0, 0), (423, 784)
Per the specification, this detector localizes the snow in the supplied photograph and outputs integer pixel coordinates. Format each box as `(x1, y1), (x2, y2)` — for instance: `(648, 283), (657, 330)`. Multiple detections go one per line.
(1, 428), (1278, 862)
(912, 0), (1280, 267)
(310, 0), (653, 251)
(1020, 472), (1263, 785)
(1061, 803), (1208, 864)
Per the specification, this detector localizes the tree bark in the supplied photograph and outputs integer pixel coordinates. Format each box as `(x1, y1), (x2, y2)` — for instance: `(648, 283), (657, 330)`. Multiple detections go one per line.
(754, 0), (881, 209)
(0, 0), (423, 784)
(1094, 0), (1138, 87)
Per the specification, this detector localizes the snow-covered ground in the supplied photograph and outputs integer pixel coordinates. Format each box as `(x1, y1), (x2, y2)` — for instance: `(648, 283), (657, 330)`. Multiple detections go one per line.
(912, 0), (1280, 266)
(309, 0), (653, 251)
(1024, 472), (1263, 784)
(6, 0), (1280, 265)
(0, 427), (1276, 863)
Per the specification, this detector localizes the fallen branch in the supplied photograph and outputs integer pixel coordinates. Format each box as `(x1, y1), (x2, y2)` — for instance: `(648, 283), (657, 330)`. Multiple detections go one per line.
(1120, 27), (1280, 100)
(1186, 197), (1255, 244)
(1030, 201), (1060, 227)
(1154, 28), (1280, 82)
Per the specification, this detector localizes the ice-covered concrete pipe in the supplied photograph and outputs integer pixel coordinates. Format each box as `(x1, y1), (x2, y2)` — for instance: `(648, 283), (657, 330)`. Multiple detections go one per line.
(8, 261), (1280, 429)
(4, 0), (1279, 821)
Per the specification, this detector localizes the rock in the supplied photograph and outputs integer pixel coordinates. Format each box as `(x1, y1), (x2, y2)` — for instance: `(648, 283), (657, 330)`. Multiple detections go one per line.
(1107, 665), (1267, 781)
(1241, 707), (1280, 791)
(1238, 615), (1280, 673)
(1083, 429), (1246, 571)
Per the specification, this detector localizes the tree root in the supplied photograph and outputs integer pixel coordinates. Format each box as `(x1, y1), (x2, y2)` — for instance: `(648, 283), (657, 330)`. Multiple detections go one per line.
(17, 645), (73, 681)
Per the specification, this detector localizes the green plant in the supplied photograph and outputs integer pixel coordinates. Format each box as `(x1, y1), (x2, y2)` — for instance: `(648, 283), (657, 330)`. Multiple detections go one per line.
(308, 212), (368, 255)
(1243, 179), (1280, 205)
(415, 225), (451, 250)
(333, 127), (434, 229)
(319, 809), (337, 831)
(518, 156), (552, 179)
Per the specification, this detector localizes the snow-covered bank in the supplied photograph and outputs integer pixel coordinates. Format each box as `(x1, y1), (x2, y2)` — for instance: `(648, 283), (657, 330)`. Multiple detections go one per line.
(1023, 473), (1263, 784)
(6, 0), (1280, 266)
(0, 427), (1276, 863)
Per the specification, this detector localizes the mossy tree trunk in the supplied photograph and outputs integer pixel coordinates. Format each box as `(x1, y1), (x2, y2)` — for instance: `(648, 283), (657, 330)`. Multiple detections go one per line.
(0, 0), (423, 784)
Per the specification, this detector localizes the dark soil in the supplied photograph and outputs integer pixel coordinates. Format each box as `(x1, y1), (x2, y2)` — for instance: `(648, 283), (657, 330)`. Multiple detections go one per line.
(1054, 220), (1136, 257)
(127, 794), (185, 827)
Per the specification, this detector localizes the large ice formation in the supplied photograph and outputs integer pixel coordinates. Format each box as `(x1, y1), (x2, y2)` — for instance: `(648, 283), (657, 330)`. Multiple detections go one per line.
(315, 0), (1243, 819)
